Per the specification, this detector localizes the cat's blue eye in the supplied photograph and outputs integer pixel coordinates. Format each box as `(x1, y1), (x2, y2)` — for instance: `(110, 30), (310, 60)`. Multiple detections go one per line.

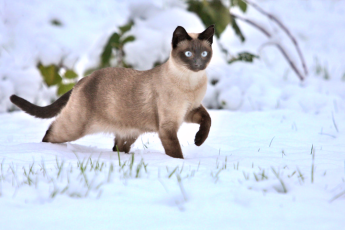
(185, 51), (192, 57)
(201, 51), (208, 57)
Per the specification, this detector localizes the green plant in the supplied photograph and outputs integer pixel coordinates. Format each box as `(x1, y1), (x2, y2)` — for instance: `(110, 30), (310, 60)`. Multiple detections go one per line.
(38, 22), (135, 97)
(311, 145), (315, 183)
(187, 0), (258, 65)
(187, 0), (247, 39)
(0, 153), (149, 200)
(84, 21), (136, 76)
(314, 57), (330, 80)
(271, 167), (287, 193)
(228, 52), (259, 64)
(51, 19), (62, 26)
(37, 63), (78, 95)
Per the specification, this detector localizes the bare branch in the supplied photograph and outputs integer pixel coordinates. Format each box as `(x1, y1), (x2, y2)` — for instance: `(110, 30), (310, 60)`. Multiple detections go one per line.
(262, 42), (305, 81)
(231, 12), (305, 81)
(231, 13), (271, 38)
(243, 0), (308, 76)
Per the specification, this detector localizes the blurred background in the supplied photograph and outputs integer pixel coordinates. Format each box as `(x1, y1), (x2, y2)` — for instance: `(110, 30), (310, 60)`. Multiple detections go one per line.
(0, 0), (344, 113)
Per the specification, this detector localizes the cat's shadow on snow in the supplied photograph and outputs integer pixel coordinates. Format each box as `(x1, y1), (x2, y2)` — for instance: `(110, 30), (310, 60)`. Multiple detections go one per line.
(38, 140), (228, 161)
(38, 142), (116, 159)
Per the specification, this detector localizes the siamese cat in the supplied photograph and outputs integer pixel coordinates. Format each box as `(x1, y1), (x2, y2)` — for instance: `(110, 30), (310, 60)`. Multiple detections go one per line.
(10, 25), (214, 159)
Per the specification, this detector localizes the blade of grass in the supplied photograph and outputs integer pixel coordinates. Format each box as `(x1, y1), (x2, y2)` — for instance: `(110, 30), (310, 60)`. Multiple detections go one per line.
(269, 136), (275, 147)
(116, 145), (121, 166)
(168, 166), (179, 178)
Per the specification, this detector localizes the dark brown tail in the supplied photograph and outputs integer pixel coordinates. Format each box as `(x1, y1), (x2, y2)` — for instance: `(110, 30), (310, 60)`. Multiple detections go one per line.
(10, 90), (72, 118)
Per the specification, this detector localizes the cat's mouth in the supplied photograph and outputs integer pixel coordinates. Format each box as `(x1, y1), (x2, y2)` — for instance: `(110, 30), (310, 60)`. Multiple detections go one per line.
(190, 65), (206, 72)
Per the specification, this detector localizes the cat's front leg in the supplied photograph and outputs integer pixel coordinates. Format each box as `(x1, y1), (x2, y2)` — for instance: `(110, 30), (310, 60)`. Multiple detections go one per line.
(185, 105), (211, 146)
(158, 121), (184, 159)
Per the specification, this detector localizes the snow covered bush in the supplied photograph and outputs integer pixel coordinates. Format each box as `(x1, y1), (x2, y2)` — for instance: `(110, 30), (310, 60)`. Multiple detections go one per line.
(0, 0), (344, 114)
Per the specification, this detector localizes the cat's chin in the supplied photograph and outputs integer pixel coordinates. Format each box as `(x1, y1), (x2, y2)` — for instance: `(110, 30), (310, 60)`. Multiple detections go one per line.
(190, 68), (206, 72)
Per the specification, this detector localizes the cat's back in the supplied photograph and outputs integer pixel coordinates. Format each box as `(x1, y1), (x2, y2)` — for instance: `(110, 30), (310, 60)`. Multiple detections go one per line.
(91, 67), (140, 86)
(70, 66), (161, 130)
(85, 66), (162, 90)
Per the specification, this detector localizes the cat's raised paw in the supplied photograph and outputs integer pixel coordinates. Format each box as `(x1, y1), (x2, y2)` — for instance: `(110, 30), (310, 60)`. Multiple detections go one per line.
(194, 130), (207, 146)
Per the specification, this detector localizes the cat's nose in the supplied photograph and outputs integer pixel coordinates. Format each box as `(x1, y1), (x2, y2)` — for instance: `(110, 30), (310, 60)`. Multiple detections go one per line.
(194, 59), (203, 68)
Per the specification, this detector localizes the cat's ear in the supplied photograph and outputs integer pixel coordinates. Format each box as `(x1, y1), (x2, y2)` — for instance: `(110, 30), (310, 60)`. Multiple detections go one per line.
(172, 26), (192, 49)
(198, 25), (215, 45)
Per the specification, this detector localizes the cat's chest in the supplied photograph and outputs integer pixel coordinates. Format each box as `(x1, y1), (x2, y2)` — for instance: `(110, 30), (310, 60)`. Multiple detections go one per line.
(186, 82), (207, 109)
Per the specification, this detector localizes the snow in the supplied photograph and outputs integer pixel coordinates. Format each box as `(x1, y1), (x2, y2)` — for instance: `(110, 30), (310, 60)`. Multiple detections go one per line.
(1, 0), (345, 112)
(0, 0), (130, 111)
(0, 0), (345, 229)
(0, 110), (344, 229)
(217, 0), (345, 112)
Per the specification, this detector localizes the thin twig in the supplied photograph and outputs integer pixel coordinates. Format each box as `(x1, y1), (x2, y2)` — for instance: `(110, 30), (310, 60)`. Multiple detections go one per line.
(332, 112), (339, 133)
(243, 0), (308, 76)
(269, 136), (275, 147)
(231, 12), (305, 81)
(263, 42), (305, 81)
(231, 13), (271, 37)
(329, 190), (345, 203)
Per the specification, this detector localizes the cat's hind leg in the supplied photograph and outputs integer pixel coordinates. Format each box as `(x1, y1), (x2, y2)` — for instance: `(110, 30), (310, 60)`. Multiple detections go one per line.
(112, 135), (138, 153)
(42, 112), (88, 143)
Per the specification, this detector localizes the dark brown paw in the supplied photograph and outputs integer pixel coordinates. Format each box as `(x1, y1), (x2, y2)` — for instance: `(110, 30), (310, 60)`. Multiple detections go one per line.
(166, 151), (184, 159)
(112, 145), (130, 153)
(164, 146), (184, 159)
(194, 130), (207, 146)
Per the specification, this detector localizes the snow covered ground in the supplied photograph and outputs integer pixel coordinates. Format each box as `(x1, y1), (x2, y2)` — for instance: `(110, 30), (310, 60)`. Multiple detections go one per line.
(1, 0), (345, 229)
(0, 110), (344, 229)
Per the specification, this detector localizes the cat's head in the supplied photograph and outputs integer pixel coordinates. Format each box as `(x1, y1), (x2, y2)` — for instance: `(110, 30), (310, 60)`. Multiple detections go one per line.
(171, 25), (214, 72)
